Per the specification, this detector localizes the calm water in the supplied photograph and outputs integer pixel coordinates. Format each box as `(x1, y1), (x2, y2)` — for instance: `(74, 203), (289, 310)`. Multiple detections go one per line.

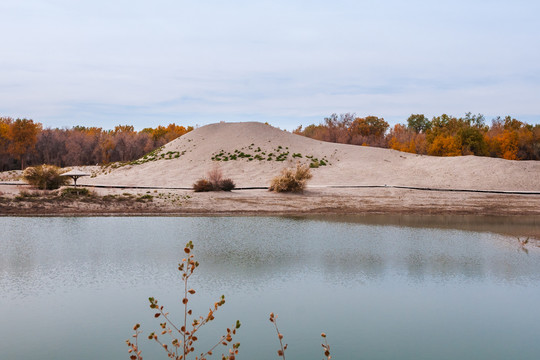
(0, 216), (539, 360)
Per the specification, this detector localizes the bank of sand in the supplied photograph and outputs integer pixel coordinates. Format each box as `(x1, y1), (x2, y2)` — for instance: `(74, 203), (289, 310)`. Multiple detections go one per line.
(82, 122), (540, 190)
(1, 122), (539, 216)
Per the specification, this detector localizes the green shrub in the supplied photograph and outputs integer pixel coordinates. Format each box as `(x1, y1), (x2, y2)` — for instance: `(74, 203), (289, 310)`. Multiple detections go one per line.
(269, 163), (313, 193)
(22, 165), (71, 190)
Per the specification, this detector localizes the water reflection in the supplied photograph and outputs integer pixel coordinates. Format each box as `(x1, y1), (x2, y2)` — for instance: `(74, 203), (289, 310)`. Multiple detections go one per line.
(1, 216), (540, 360)
(1, 216), (540, 297)
(294, 214), (540, 239)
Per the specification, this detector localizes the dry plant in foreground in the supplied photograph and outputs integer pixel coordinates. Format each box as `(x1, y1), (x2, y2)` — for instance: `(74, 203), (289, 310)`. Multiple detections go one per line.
(269, 312), (331, 360)
(127, 241), (330, 360)
(268, 163), (312, 193)
(127, 241), (241, 360)
(269, 312), (287, 358)
(321, 332), (331, 359)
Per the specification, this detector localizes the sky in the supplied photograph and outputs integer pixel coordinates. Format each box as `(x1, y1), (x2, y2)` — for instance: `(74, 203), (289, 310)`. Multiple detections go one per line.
(1, 0), (539, 131)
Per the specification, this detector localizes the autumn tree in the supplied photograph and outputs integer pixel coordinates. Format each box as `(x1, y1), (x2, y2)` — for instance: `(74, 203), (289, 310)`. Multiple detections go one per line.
(7, 118), (41, 169)
(424, 113), (488, 157)
(295, 113), (388, 147)
(35, 128), (67, 166)
(293, 124), (329, 141)
(485, 116), (539, 160)
(142, 123), (193, 145)
(0, 117), (14, 170)
(387, 124), (427, 154)
(323, 113), (355, 143)
(0, 118), (196, 169)
(349, 116), (389, 146)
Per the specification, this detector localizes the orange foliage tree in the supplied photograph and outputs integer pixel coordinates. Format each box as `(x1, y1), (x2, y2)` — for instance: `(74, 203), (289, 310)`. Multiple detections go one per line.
(295, 113), (388, 147)
(349, 116), (389, 146)
(387, 124), (427, 154)
(7, 118), (42, 169)
(142, 123), (193, 144)
(485, 116), (539, 160)
(0, 117), (14, 170)
(424, 113), (488, 157)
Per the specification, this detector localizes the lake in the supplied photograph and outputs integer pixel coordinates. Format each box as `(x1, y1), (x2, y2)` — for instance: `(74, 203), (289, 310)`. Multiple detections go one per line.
(0, 216), (539, 360)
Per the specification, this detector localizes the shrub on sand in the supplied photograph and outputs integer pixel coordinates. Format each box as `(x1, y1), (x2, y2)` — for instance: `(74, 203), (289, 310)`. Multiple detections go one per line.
(193, 166), (236, 192)
(269, 163), (312, 193)
(22, 165), (70, 190)
(193, 179), (214, 192)
(219, 178), (236, 191)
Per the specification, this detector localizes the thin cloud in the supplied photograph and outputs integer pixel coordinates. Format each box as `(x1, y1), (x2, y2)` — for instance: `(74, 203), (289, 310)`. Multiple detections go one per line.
(0, 0), (539, 130)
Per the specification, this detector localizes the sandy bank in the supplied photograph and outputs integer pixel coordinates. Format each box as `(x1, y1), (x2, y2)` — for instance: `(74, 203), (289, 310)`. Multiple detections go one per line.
(1, 185), (539, 218)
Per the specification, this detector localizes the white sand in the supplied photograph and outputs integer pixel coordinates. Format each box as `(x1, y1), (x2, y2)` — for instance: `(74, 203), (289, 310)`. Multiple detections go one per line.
(81, 122), (540, 191)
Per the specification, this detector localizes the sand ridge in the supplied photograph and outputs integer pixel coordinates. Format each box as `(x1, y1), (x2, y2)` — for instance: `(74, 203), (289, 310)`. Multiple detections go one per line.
(81, 122), (540, 191)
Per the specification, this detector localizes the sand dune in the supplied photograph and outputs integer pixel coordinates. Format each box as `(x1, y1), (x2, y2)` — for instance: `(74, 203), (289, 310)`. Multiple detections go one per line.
(83, 122), (540, 191)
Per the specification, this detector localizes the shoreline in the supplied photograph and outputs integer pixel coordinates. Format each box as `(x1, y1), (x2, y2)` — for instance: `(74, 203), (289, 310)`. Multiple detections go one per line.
(2, 186), (539, 217)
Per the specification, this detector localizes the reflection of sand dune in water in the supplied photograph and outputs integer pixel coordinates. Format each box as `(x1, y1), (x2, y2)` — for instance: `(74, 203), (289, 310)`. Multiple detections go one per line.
(298, 214), (540, 240)
(83, 122), (540, 190)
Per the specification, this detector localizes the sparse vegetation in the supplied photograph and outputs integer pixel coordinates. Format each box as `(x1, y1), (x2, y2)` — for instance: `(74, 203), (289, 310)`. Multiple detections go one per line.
(60, 187), (93, 198)
(0, 170), (21, 181)
(22, 164), (70, 190)
(136, 194), (154, 202)
(97, 147), (187, 173)
(3, 188), (193, 210)
(14, 189), (43, 201)
(269, 163), (313, 193)
(101, 193), (137, 202)
(210, 145), (329, 167)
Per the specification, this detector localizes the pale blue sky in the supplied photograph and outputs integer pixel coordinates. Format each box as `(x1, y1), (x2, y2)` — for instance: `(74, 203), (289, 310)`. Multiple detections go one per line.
(1, 0), (539, 130)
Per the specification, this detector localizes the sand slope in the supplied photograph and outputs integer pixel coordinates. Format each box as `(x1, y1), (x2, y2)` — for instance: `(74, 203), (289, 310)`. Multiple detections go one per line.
(83, 122), (540, 191)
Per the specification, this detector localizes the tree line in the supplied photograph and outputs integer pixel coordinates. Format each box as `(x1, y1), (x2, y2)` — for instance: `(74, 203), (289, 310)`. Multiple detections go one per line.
(1, 113), (539, 171)
(0, 117), (193, 170)
(294, 113), (540, 160)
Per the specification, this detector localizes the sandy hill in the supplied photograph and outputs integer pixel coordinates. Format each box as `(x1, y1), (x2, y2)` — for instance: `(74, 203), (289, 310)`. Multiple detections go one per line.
(83, 122), (540, 191)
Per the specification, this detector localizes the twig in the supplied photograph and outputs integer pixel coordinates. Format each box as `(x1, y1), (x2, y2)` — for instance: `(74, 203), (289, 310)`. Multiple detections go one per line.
(269, 312), (287, 359)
